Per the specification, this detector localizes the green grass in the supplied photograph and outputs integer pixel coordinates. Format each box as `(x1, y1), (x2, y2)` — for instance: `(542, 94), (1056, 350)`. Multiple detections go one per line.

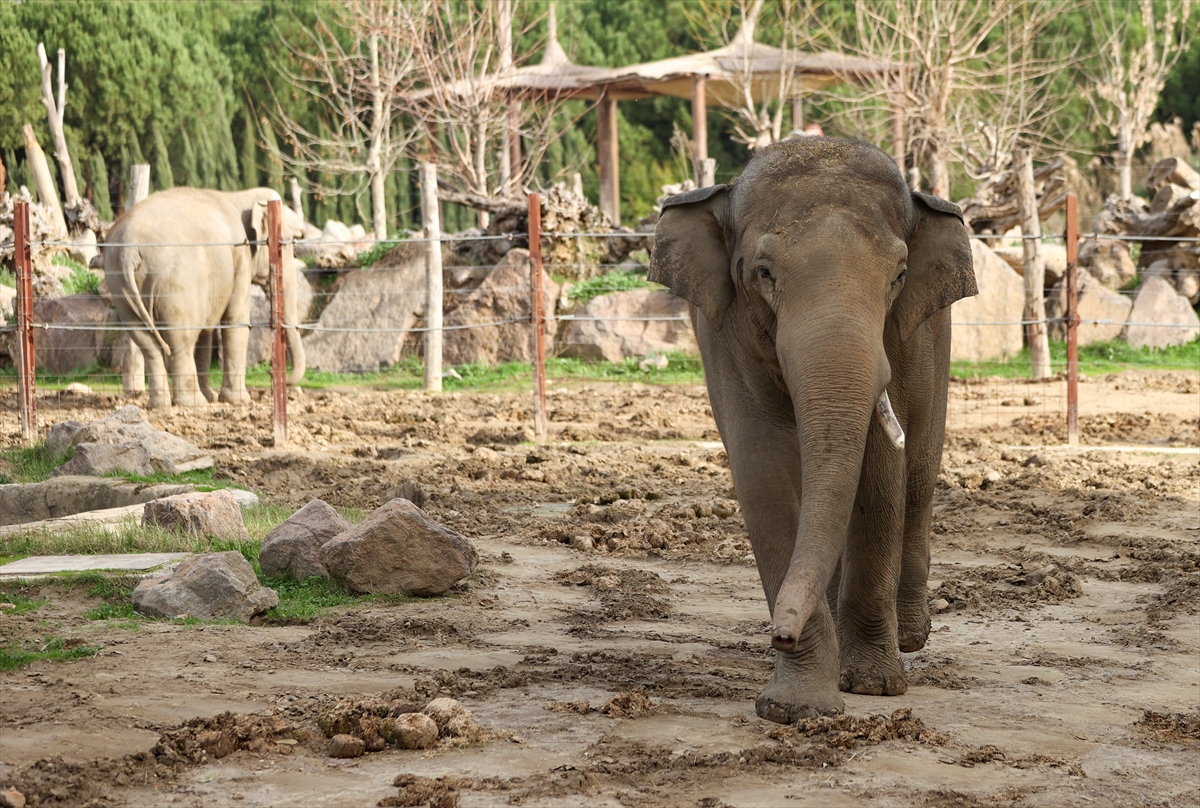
(261, 575), (409, 622)
(107, 465), (241, 492)
(0, 589), (45, 615)
(567, 268), (654, 305)
(0, 444), (72, 484)
(354, 238), (407, 268)
(951, 337), (1200, 379)
(0, 636), (101, 671)
(0, 267), (14, 288)
(54, 254), (101, 296)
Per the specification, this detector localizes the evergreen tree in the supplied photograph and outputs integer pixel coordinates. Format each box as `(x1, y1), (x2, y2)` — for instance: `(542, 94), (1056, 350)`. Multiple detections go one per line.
(88, 151), (113, 220)
(151, 123), (174, 190)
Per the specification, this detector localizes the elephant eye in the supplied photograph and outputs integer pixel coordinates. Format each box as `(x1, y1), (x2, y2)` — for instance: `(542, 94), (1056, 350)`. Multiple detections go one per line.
(757, 265), (774, 281)
(893, 266), (907, 286)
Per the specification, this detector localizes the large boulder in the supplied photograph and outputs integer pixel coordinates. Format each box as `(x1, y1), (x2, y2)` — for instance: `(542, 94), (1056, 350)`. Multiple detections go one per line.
(259, 499), (350, 580)
(1125, 276), (1200, 349)
(0, 476), (193, 527)
(59, 405), (213, 473)
(442, 249), (558, 367)
(303, 242), (425, 373)
(32, 294), (119, 375)
(0, 285), (14, 323)
(319, 499), (477, 596)
(50, 442), (155, 478)
(142, 490), (251, 540)
(246, 265), (315, 368)
(559, 288), (697, 362)
(1046, 272), (1133, 344)
(1078, 240), (1136, 290)
(950, 240), (1025, 362)
(132, 551), (278, 622)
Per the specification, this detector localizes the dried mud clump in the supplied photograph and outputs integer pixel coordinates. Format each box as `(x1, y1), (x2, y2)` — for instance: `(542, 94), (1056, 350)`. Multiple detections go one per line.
(423, 697), (481, 741)
(599, 691), (655, 718)
(557, 564), (672, 621)
(931, 563), (1082, 613)
(7, 753), (175, 808)
(768, 708), (945, 750)
(154, 711), (297, 764)
(380, 774), (473, 808)
(1135, 710), (1200, 743)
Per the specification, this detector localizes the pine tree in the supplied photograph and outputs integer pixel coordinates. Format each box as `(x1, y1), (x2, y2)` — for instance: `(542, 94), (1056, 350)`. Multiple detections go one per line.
(151, 123), (174, 190)
(88, 151), (112, 220)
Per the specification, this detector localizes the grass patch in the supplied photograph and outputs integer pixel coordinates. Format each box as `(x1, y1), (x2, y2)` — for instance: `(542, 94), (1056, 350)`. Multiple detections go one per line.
(354, 238), (407, 268)
(567, 268), (654, 305)
(0, 267), (15, 288)
(0, 636), (101, 671)
(951, 337), (1200, 379)
(109, 465), (242, 492)
(262, 575), (406, 622)
(85, 602), (138, 621)
(0, 444), (72, 484)
(0, 589), (45, 614)
(55, 254), (100, 295)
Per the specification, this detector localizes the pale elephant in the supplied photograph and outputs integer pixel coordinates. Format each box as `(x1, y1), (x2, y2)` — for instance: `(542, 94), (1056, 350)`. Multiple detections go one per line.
(105, 187), (307, 408)
(649, 138), (976, 722)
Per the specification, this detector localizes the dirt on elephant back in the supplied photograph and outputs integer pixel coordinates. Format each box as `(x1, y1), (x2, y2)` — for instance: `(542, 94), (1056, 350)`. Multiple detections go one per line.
(0, 370), (1197, 807)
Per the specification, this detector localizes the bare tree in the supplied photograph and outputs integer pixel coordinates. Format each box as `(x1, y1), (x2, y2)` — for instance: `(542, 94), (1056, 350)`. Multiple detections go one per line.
(268, 0), (426, 240)
(1085, 0), (1195, 199)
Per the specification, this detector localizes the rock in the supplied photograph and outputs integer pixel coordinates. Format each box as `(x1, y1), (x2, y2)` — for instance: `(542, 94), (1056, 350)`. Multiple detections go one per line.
(327, 734), (365, 759)
(1176, 270), (1200, 305)
(229, 489), (260, 510)
(1046, 272), (1132, 344)
(68, 405), (214, 472)
(0, 284), (16, 322)
(1126, 276), (1200, 349)
(143, 490), (251, 540)
(930, 598), (951, 614)
(570, 534), (595, 552)
(381, 713), (439, 749)
(1078, 240), (1136, 290)
(0, 788), (26, 808)
(44, 420), (84, 457)
(32, 294), (120, 375)
(472, 447), (499, 464)
(319, 499), (477, 596)
(0, 476), (193, 527)
(559, 288), (697, 362)
(258, 499), (350, 580)
(1040, 243), (1067, 289)
(1144, 259), (1173, 279)
(422, 698), (480, 740)
(64, 381), (91, 394)
(385, 480), (427, 509)
(245, 266), (315, 368)
(303, 242), (425, 373)
(50, 442), (155, 478)
(443, 249), (559, 367)
(131, 551), (278, 622)
(69, 229), (99, 266)
(950, 240), (1024, 361)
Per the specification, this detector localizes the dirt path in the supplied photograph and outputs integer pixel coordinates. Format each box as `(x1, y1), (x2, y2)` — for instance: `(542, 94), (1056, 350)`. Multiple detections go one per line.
(1, 372), (1197, 806)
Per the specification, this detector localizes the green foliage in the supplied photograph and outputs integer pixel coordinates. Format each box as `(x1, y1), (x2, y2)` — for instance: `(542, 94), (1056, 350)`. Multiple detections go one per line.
(0, 267), (14, 288)
(261, 575), (408, 623)
(54, 254), (100, 295)
(0, 589), (46, 615)
(568, 269), (654, 305)
(354, 238), (406, 268)
(0, 637), (101, 671)
(0, 444), (72, 484)
(951, 337), (1200, 379)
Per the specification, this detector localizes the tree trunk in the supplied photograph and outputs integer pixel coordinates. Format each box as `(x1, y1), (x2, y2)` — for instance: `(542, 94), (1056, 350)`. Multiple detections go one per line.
(127, 164), (150, 211)
(0, 151), (8, 207)
(419, 163), (443, 392)
(367, 33), (387, 241)
(475, 118), (490, 229)
(289, 177), (304, 220)
(929, 150), (951, 200)
(21, 124), (66, 236)
(37, 44), (81, 208)
(1117, 112), (1133, 199)
(1014, 147), (1052, 380)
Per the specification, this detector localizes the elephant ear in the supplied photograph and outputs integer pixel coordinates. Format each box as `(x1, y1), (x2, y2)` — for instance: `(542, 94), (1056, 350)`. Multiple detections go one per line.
(893, 192), (978, 342)
(649, 184), (734, 329)
(249, 200), (271, 285)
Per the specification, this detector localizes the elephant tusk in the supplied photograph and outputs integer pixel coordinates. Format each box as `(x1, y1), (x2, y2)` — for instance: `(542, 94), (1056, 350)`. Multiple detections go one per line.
(876, 390), (905, 450)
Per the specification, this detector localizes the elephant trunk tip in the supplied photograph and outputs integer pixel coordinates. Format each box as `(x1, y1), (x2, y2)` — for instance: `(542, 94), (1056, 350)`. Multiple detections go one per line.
(771, 625), (800, 653)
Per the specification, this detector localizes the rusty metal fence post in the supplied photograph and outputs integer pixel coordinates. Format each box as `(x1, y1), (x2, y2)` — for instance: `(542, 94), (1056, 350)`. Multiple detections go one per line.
(527, 193), (547, 440)
(14, 200), (36, 443)
(1065, 193), (1079, 448)
(267, 199), (287, 448)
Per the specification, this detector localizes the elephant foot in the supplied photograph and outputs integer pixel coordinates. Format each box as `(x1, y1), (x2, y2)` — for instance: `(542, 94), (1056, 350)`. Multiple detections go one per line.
(839, 642), (907, 696)
(897, 601), (932, 653)
(147, 392), (172, 410)
(755, 647), (843, 724)
(219, 389), (251, 405)
(200, 387), (218, 404)
(173, 391), (208, 407)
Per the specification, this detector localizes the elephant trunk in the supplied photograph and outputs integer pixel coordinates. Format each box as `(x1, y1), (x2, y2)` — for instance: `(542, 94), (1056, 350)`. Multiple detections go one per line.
(769, 314), (889, 653)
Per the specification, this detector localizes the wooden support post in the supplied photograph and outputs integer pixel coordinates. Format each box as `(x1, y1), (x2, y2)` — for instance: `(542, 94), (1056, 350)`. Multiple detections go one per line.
(420, 163), (443, 392)
(127, 165), (150, 213)
(14, 201), (37, 443)
(890, 88), (905, 172)
(597, 91), (619, 225)
(698, 158), (716, 189)
(1014, 147), (1052, 380)
(267, 199), (288, 448)
(692, 75), (708, 184)
(21, 124), (65, 236)
(791, 96), (803, 133)
(1065, 193), (1080, 448)
(527, 193), (547, 440)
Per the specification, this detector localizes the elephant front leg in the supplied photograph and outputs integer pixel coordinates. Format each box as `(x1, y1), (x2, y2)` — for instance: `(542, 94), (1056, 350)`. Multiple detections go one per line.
(837, 419), (907, 696)
(219, 325), (251, 404)
(195, 331), (217, 403)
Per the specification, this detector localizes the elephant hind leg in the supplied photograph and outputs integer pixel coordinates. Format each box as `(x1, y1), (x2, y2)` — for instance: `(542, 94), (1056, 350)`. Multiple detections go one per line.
(167, 330), (206, 407)
(129, 329), (171, 409)
(195, 331), (218, 403)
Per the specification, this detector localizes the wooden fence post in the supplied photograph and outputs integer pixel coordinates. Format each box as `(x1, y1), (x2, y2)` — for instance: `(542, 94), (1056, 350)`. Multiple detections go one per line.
(14, 200), (37, 443)
(267, 199), (287, 448)
(527, 193), (547, 440)
(127, 165), (150, 213)
(419, 163), (443, 392)
(1065, 193), (1079, 448)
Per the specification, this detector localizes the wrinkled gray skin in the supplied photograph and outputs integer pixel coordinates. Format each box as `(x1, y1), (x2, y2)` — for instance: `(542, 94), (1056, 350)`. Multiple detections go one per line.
(105, 187), (306, 408)
(649, 138), (976, 722)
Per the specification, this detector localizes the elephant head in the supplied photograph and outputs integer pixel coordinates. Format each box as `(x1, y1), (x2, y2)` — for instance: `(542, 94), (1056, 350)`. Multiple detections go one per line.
(649, 138), (975, 653)
(248, 193), (307, 384)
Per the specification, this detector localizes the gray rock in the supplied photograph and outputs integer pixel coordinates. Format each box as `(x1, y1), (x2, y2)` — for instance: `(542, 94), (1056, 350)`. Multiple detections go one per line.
(443, 249), (560, 367)
(0, 476), (193, 527)
(131, 551), (277, 622)
(1079, 240), (1136, 290)
(259, 499), (350, 580)
(559, 288), (696, 362)
(229, 489), (260, 510)
(1046, 272), (1132, 344)
(0, 285), (15, 323)
(1176, 270), (1200, 305)
(32, 294), (120, 375)
(50, 442), (156, 478)
(1126, 276), (1200, 349)
(70, 405), (213, 472)
(303, 243), (425, 373)
(950, 240), (1024, 361)
(142, 490), (251, 540)
(319, 499), (477, 596)
(44, 420), (84, 458)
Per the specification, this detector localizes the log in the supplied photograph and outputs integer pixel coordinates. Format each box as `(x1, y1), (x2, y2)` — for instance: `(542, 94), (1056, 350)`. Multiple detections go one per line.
(37, 43), (80, 207)
(20, 124), (66, 237)
(1145, 157), (1200, 193)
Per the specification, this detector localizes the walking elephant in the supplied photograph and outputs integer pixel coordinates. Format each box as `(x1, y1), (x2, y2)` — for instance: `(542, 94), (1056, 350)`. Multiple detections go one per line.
(649, 138), (976, 722)
(105, 187), (307, 408)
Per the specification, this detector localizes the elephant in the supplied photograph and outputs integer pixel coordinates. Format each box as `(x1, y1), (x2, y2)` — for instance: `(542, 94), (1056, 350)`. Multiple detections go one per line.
(649, 137), (976, 722)
(105, 187), (307, 408)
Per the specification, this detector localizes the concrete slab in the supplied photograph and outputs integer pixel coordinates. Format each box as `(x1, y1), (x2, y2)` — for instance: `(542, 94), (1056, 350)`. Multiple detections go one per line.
(0, 503), (144, 538)
(0, 553), (191, 578)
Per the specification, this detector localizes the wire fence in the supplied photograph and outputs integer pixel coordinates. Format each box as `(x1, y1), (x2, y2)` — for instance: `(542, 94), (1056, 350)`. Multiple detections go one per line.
(3, 193), (1198, 450)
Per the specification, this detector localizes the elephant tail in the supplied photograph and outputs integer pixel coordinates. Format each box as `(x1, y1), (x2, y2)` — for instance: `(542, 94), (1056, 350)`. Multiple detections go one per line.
(119, 246), (172, 357)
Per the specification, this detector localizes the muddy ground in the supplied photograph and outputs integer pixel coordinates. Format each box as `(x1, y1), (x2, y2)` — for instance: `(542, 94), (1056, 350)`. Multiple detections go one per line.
(1, 370), (1197, 807)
